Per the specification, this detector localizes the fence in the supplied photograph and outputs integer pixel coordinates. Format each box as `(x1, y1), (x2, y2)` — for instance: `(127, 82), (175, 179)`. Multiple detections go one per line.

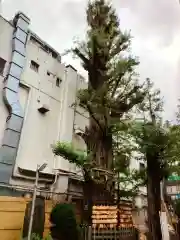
(0, 193), (84, 240)
(83, 226), (139, 240)
(0, 196), (26, 240)
(0, 196), (54, 240)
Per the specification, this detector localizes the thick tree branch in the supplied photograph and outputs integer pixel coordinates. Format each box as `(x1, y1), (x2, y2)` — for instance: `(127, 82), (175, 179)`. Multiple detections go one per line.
(87, 103), (104, 134)
(73, 48), (90, 71)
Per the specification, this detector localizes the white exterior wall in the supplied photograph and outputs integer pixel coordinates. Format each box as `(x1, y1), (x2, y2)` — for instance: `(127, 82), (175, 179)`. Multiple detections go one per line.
(0, 16), (13, 146)
(15, 36), (65, 175)
(128, 149), (147, 211)
(15, 37), (88, 188)
(0, 14), (88, 192)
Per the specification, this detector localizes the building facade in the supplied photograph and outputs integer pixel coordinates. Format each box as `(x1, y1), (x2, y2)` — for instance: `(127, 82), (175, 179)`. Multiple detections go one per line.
(166, 178), (180, 200)
(0, 12), (88, 196)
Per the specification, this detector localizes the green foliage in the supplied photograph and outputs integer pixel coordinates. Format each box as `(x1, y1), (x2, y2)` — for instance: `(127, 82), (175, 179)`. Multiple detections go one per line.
(31, 233), (51, 240)
(53, 0), (146, 202)
(163, 100), (180, 176)
(129, 78), (171, 180)
(117, 169), (145, 199)
(166, 125), (180, 176)
(53, 142), (91, 168)
(174, 199), (180, 218)
(131, 122), (168, 174)
(50, 203), (79, 240)
(74, 0), (146, 128)
(71, 2), (147, 192)
(132, 78), (165, 239)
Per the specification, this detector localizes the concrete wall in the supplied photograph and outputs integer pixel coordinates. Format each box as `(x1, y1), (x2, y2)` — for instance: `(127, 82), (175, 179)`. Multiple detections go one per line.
(0, 13), (88, 193)
(0, 17), (13, 154)
(15, 34), (65, 175)
(14, 37), (88, 187)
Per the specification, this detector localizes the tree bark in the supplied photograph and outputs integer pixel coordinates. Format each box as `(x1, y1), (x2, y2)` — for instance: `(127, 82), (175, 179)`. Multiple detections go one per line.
(83, 171), (94, 225)
(82, 117), (114, 225)
(147, 173), (162, 240)
(86, 117), (113, 170)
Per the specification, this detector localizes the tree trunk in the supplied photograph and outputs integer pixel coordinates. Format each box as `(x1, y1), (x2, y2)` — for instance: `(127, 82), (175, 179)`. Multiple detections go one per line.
(147, 173), (162, 240)
(86, 117), (113, 170)
(177, 219), (180, 237)
(147, 179), (153, 240)
(82, 118), (114, 224)
(82, 170), (93, 225)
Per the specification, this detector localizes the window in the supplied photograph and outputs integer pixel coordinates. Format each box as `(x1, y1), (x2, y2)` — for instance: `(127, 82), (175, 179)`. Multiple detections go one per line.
(52, 51), (58, 59)
(177, 185), (180, 193)
(56, 77), (62, 87)
(30, 60), (39, 72)
(169, 187), (172, 193)
(47, 71), (51, 76)
(0, 57), (6, 75)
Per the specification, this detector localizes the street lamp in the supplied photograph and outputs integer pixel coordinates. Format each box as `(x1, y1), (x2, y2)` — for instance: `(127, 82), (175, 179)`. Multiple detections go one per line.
(27, 163), (47, 240)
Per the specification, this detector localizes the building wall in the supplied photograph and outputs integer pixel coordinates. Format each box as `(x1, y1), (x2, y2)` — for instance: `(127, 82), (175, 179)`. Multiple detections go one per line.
(0, 13), (88, 193)
(0, 17), (13, 147)
(166, 183), (180, 200)
(15, 34), (65, 175)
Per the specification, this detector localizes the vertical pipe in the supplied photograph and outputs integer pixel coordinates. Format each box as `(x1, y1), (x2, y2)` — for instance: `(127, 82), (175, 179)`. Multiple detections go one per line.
(27, 167), (39, 240)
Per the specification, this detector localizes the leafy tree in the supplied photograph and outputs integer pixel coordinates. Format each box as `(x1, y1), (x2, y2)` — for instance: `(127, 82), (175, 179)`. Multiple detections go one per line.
(174, 199), (180, 236)
(165, 101), (180, 175)
(73, 0), (145, 171)
(54, 0), (146, 224)
(163, 102), (180, 237)
(129, 78), (174, 240)
(130, 94), (180, 239)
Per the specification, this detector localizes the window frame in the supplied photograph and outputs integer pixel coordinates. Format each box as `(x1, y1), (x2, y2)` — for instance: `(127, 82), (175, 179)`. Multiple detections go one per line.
(56, 77), (62, 87)
(30, 60), (39, 72)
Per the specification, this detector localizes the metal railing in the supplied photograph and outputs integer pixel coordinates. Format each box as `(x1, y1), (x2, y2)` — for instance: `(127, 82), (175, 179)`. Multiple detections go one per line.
(82, 226), (138, 240)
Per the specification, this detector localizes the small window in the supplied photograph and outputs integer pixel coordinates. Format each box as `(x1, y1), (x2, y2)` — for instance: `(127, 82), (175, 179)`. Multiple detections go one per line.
(0, 57), (6, 75)
(56, 77), (61, 87)
(47, 71), (51, 76)
(30, 60), (39, 72)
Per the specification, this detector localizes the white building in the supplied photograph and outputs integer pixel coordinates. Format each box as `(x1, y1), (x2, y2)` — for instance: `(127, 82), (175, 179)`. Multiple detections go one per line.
(0, 12), (88, 197)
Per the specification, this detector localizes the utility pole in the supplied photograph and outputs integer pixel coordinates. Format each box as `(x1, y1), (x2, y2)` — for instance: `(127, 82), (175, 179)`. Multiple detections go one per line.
(27, 163), (47, 240)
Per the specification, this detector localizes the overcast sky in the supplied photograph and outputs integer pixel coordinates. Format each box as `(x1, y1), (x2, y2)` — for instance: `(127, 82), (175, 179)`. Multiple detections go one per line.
(1, 0), (180, 121)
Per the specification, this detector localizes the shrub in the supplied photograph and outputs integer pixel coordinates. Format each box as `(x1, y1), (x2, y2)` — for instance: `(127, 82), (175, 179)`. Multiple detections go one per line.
(50, 203), (79, 240)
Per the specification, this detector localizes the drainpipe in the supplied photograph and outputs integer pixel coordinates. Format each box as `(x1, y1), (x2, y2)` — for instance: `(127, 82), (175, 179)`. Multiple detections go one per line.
(50, 171), (59, 199)
(0, 12), (30, 185)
